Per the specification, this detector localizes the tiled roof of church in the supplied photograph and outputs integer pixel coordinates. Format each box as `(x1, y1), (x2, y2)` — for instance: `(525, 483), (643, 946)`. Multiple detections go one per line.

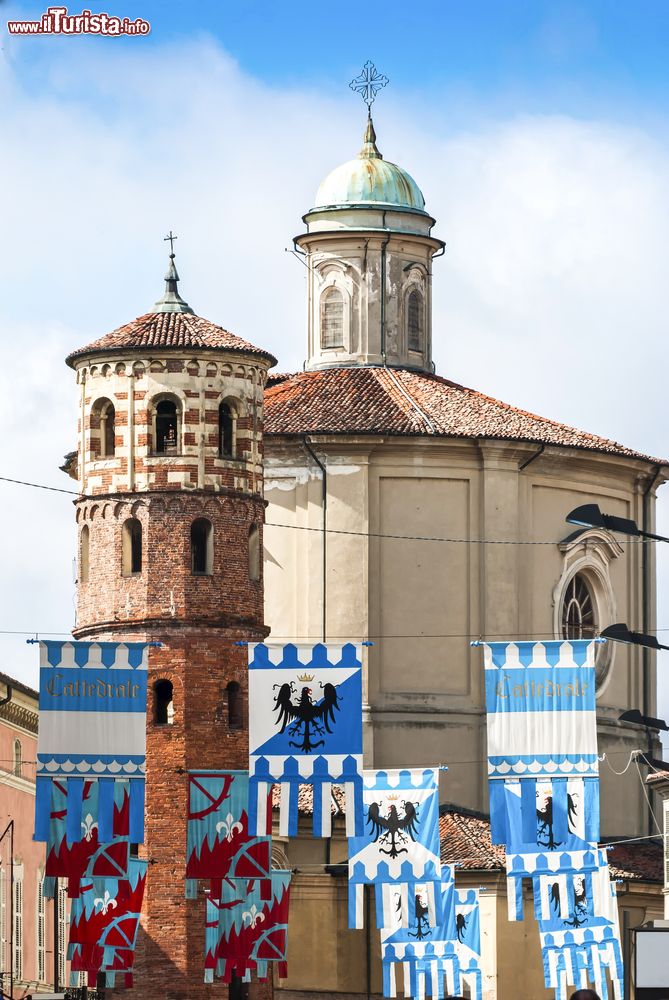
(264, 367), (661, 462)
(66, 312), (277, 367)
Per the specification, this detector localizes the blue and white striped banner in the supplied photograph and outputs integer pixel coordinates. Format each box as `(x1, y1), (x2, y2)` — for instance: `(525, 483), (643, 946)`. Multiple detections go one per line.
(35, 641), (149, 845)
(484, 640), (598, 779)
(37, 641), (149, 779)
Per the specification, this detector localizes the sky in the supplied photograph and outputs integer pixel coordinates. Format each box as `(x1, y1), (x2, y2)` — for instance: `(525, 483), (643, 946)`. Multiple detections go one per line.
(0, 1), (668, 728)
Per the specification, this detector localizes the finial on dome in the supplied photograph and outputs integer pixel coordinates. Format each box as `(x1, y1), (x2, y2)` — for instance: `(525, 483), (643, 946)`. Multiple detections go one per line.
(154, 230), (194, 314)
(358, 113), (382, 160)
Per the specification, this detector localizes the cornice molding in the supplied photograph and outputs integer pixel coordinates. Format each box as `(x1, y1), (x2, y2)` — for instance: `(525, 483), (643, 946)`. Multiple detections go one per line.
(0, 700), (38, 734)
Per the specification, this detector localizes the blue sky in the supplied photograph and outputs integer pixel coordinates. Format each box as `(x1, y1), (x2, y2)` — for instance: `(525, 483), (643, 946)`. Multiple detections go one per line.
(6, 0), (669, 120)
(1, 1), (668, 739)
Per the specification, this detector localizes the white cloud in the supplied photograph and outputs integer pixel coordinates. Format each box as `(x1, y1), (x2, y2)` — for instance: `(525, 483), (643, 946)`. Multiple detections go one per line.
(0, 40), (667, 718)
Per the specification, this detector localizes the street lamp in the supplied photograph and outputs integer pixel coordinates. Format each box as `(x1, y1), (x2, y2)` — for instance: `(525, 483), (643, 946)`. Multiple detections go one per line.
(601, 622), (669, 652)
(619, 709), (669, 732)
(565, 504), (669, 543)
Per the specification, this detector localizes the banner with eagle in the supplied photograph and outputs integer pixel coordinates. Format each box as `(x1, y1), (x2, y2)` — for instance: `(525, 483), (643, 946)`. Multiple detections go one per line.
(186, 770), (273, 899)
(537, 849), (623, 999)
(348, 768), (442, 930)
(35, 640), (150, 845)
(477, 639), (623, 995)
(204, 871), (292, 984)
(380, 871), (483, 1000)
(540, 926), (624, 1000)
(247, 643), (364, 838)
(380, 866), (456, 998)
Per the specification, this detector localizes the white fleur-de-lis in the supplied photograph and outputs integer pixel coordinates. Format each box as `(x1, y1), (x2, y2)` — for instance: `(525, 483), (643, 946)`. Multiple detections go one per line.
(81, 813), (98, 842)
(216, 812), (243, 843)
(242, 904), (265, 929)
(93, 890), (117, 916)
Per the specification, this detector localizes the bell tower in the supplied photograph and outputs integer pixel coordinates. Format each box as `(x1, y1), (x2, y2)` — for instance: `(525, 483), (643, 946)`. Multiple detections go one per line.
(65, 241), (276, 998)
(296, 100), (444, 373)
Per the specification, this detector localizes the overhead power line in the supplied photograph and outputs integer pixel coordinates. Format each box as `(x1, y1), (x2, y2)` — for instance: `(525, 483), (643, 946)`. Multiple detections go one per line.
(0, 474), (664, 547)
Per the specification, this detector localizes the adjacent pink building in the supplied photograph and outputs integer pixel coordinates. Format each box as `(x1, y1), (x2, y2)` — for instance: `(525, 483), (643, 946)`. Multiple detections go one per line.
(0, 671), (70, 997)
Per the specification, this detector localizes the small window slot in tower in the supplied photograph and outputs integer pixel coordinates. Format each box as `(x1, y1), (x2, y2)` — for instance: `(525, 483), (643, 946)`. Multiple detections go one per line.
(219, 403), (235, 458)
(227, 681), (243, 730)
(154, 679), (174, 725)
(79, 524), (90, 584)
(191, 518), (213, 575)
(248, 524), (260, 581)
(122, 517), (142, 576)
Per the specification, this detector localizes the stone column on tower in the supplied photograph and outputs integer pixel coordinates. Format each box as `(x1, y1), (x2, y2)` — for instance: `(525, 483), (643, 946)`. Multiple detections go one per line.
(64, 247), (276, 999)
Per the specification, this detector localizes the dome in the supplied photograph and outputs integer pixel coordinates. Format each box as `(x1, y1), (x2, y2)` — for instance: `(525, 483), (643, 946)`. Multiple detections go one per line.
(312, 117), (426, 213)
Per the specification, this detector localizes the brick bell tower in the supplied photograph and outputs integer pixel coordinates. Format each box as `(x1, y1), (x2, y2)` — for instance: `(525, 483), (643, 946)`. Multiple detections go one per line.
(64, 243), (276, 999)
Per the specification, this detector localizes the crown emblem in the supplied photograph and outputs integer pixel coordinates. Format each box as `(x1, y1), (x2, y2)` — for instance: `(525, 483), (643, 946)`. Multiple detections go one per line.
(297, 673), (314, 683)
(386, 793), (399, 801)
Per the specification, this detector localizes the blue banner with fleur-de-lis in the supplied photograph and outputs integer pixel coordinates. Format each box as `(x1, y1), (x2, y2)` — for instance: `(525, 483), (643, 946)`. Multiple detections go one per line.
(186, 770), (272, 899)
(248, 643), (364, 838)
(67, 857), (147, 989)
(204, 871), (292, 984)
(348, 768), (442, 930)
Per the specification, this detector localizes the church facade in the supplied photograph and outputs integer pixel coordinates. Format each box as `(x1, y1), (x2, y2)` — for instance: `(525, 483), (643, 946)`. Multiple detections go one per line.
(262, 110), (668, 997)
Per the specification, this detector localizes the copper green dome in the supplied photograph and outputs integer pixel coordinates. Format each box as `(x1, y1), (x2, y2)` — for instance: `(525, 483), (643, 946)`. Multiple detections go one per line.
(313, 116), (426, 214)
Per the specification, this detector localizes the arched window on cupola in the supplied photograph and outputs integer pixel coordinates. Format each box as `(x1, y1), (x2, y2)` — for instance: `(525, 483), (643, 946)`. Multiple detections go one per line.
(91, 397), (115, 459)
(101, 401), (116, 457)
(219, 403), (235, 459)
(321, 287), (344, 349)
(122, 517), (142, 576)
(153, 398), (181, 455)
(153, 679), (174, 725)
(191, 518), (213, 575)
(407, 290), (423, 353)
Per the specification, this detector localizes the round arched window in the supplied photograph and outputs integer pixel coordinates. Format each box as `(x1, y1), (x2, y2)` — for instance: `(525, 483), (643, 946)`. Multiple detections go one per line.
(560, 570), (612, 687)
(560, 573), (597, 640)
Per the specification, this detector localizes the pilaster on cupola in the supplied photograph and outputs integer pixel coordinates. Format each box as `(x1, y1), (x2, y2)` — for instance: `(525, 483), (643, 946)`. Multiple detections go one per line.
(295, 69), (444, 373)
(63, 235), (276, 1000)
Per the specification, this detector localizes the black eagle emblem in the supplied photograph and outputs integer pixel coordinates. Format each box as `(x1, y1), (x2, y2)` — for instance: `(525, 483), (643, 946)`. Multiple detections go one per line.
(536, 792), (563, 850)
(563, 874), (589, 928)
(550, 881), (561, 915)
(272, 680), (340, 753)
(537, 791), (579, 849)
(366, 799), (419, 859)
(456, 911), (467, 943)
(407, 891), (431, 940)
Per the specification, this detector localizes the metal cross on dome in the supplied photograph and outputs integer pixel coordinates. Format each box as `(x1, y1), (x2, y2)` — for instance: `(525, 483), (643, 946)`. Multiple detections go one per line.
(349, 60), (389, 110)
(164, 230), (177, 256)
